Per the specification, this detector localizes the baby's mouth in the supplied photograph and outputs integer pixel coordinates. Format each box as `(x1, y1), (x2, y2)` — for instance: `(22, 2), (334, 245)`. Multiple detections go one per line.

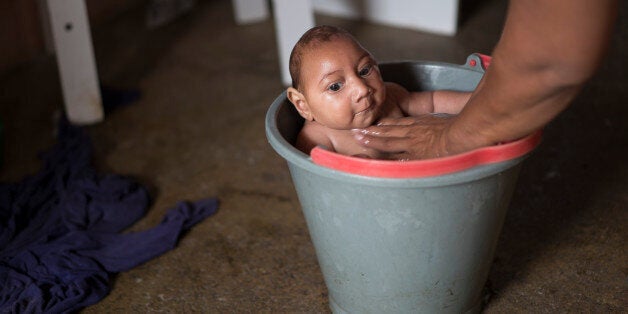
(355, 103), (373, 116)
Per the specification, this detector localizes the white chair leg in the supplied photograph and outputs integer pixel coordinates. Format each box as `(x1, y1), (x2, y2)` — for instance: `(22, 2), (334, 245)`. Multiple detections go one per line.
(271, 0), (315, 86)
(232, 0), (270, 24)
(46, 0), (103, 125)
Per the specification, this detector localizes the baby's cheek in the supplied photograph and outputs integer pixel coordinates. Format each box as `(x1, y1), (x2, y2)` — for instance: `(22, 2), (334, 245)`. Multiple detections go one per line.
(375, 89), (387, 106)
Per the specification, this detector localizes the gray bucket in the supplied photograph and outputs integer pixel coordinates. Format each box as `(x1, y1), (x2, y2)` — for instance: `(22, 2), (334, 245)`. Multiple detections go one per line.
(265, 54), (540, 313)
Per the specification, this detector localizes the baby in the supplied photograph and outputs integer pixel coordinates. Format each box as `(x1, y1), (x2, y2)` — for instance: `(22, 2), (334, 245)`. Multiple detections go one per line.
(287, 25), (471, 158)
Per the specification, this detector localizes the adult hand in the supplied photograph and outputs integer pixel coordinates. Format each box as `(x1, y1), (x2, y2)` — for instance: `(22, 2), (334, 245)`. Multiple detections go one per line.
(352, 114), (469, 160)
(353, 0), (616, 161)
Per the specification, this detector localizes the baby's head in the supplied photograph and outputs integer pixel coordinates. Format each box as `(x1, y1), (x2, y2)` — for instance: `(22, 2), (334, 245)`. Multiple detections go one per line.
(286, 25), (387, 130)
(289, 25), (356, 90)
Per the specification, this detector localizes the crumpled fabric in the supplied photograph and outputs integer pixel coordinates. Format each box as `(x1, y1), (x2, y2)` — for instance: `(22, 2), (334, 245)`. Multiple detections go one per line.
(0, 120), (218, 313)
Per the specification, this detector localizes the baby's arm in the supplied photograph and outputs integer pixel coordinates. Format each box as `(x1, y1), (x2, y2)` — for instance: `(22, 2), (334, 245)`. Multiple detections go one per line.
(431, 90), (472, 114)
(388, 82), (471, 115)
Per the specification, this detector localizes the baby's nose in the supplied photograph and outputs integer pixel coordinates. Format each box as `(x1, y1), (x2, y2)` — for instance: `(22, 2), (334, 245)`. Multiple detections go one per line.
(352, 80), (371, 102)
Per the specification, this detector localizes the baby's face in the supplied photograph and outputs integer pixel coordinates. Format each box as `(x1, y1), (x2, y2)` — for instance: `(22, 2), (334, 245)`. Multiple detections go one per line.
(299, 37), (386, 129)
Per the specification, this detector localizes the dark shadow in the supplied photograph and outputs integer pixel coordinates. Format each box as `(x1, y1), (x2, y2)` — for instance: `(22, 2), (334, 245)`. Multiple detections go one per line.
(458, 0), (495, 29)
(275, 99), (304, 146)
(91, 2), (201, 90)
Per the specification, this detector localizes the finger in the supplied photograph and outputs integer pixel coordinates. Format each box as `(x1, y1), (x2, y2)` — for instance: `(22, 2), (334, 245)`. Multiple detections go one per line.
(353, 123), (417, 138)
(352, 132), (410, 153)
(375, 116), (417, 126)
(376, 114), (451, 126)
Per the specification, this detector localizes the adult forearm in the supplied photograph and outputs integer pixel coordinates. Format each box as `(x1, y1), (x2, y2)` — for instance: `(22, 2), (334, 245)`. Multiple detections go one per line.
(446, 0), (617, 152)
(446, 54), (583, 151)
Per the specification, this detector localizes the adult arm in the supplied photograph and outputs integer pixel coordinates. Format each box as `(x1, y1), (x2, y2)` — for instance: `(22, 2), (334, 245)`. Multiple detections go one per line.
(354, 0), (618, 159)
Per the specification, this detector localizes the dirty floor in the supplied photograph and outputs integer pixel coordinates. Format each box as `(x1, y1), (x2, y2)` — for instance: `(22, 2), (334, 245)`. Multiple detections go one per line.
(1, 0), (626, 312)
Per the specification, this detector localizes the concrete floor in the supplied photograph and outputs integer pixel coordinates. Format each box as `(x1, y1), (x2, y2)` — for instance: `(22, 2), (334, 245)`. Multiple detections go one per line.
(1, 0), (626, 312)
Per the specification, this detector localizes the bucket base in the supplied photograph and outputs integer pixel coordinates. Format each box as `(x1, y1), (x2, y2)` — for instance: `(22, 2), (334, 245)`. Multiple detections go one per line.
(329, 295), (482, 314)
(329, 296), (346, 314)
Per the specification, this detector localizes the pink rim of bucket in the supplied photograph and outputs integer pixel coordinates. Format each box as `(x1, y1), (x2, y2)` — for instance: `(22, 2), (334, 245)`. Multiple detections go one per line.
(310, 130), (542, 178)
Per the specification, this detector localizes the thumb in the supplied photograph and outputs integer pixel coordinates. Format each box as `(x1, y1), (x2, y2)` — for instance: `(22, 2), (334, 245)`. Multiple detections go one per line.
(376, 116), (417, 126)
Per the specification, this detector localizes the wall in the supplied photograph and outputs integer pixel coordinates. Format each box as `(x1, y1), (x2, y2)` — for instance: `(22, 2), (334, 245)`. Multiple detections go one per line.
(311, 0), (459, 35)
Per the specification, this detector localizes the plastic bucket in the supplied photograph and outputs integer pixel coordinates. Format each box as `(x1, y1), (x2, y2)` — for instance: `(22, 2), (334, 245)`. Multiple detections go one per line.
(265, 54), (540, 313)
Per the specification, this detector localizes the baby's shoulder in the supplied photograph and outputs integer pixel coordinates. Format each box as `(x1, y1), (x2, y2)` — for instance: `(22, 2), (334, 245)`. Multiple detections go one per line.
(384, 82), (411, 105)
(296, 121), (333, 153)
(384, 81), (409, 94)
(380, 82), (407, 118)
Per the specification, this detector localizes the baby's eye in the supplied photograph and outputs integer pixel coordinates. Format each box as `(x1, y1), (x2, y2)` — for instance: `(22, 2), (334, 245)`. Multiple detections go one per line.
(359, 66), (371, 77)
(328, 82), (342, 92)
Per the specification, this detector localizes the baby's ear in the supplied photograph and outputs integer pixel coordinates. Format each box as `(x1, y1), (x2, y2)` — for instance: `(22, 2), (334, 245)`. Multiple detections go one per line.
(287, 87), (314, 121)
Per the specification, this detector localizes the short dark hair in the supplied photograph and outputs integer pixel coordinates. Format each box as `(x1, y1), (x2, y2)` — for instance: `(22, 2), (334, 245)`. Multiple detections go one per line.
(288, 25), (356, 89)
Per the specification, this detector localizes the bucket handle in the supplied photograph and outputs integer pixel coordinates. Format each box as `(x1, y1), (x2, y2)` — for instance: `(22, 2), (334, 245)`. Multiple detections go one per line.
(465, 53), (491, 72)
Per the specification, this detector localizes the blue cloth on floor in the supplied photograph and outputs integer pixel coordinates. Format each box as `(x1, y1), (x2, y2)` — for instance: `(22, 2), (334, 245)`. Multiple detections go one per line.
(0, 120), (218, 313)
